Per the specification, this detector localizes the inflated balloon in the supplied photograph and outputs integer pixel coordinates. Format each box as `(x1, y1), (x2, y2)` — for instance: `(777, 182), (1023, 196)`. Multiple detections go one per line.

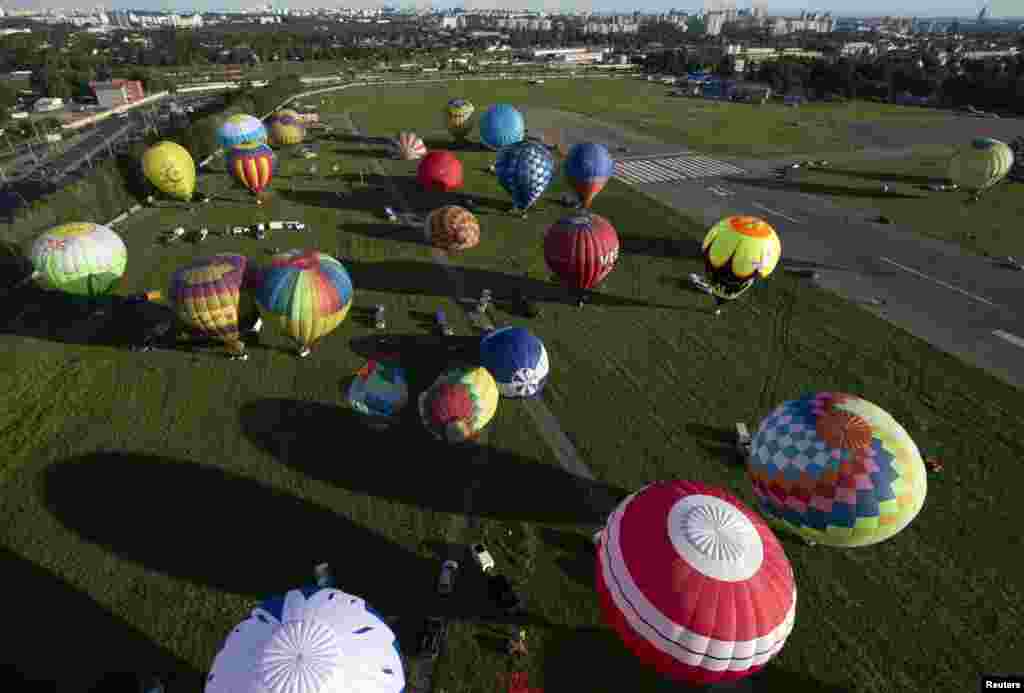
(267, 108), (305, 146)
(544, 212), (620, 291)
(418, 366), (498, 443)
(30, 222), (126, 297)
(396, 131), (427, 160)
(479, 104), (525, 151)
(424, 206), (480, 252)
(217, 113), (267, 149)
(347, 355), (410, 430)
(701, 216), (780, 302)
(206, 586), (405, 693)
(948, 137), (1014, 195)
(480, 327), (549, 398)
(169, 254), (253, 356)
(445, 98), (475, 141)
(254, 250), (353, 352)
(495, 141), (555, 213)
(227, 143), (276, 196)
(564, 143), (614, 209)
(748, 392), (928, 547)
(142, 141), (196, 202)
(596, 480), (796, 686)
(417, 150), (464, 193)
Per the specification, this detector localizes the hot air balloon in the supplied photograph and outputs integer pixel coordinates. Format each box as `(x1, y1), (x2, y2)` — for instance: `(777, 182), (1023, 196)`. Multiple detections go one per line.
(445, 98), (475, 142)
(564, 143), (614, 209)
(479, 327), (549, 398)
(418, 365), (498, 443)
(169, 254), (254, 359)
(227, 143), (276, 198)
(479, 104), (525, 151)
(424, 205), (480, 252)
(417, 150), (464, 193)
(748, 392), (928, 547)
(206, 586), (405, 693)
(347, 354), (409, 430)
(254, 250), (353, 358)
(948, 137), (1014, 199)
(30, 222), (126, 298)
(701, 215), (780, 315)
(544, 212), (619, 305)
(142, 141), (196, 202)
(495, 141), (555, 216)
(395, 131), (427, 161)
(267, 108), (306, 146)
(595, 480), (797, 686)
(217, 113), (267, 149)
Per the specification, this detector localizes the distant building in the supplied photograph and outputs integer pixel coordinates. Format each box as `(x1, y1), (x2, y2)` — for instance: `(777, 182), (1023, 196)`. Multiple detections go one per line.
(90, 80), (145, 109)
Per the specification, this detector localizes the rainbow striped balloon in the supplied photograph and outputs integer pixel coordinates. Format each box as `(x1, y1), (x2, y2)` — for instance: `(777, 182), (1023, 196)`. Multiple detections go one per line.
(254, 250), (353, 351)
(418, 365), (499, 443)
(227, 143), (276, 195)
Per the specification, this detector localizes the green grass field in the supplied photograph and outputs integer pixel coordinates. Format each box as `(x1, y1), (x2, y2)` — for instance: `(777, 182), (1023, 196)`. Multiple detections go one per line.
(1, 82), (1022, 693)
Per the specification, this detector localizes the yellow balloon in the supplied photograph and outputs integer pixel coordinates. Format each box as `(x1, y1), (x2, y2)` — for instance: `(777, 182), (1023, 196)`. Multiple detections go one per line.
(948, 137), (1014, 194)
(268, 109), (306, 146)
(142, 141), (196, 201)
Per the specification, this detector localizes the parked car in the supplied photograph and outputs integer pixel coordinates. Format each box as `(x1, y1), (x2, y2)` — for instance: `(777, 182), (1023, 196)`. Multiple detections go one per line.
(231, 226), (248, 236)
(470, 543), (495, 573)
(418, 617), (446, 660)
(437, 560), (458, 596)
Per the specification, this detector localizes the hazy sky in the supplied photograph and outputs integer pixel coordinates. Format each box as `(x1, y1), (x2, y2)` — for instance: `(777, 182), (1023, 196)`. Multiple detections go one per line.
(4, 0), (1018, 19)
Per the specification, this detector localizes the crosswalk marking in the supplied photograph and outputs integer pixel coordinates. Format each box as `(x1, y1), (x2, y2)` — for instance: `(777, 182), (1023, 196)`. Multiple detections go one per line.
(614, 155), (746, 185)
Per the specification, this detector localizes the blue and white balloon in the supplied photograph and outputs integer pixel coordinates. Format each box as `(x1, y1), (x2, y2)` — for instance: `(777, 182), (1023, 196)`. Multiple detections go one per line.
(494, 141), (555, 213)
(480, 326), (550, 398)
(479, 104), (525, 151)
(206, 586), (405, 693)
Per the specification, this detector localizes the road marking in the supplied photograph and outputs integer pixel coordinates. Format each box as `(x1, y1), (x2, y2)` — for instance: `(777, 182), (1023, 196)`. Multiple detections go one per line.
(879, 257), (997, 307)
(993, 330), (1024, 349)
(614, 155), (746, 184)
(752, 201), (804, 224)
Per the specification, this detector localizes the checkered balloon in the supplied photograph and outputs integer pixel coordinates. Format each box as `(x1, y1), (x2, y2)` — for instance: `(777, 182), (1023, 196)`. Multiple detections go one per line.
(495, 141), (555, 212)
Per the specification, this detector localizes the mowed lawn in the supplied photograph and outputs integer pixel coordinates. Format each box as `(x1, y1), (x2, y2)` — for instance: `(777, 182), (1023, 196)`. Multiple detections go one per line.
(0, 83), (1022, 693)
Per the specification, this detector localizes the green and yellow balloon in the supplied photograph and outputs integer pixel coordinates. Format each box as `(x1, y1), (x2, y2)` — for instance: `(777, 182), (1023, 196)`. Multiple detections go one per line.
(948, 137), (1014, 198)
(142, 141), (196, 202)
(29, 222), (127, 298)
(701, 215), (781, 309)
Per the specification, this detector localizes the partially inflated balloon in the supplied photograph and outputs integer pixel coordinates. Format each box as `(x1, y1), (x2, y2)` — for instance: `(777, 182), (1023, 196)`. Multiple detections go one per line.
(227, 143), (276, 195)
(480, 327), (549, 398)
(446, 98), (475, 141)
(701, 216), (780, 301)
(30, 222), (126, 297)
(748, 392), (928, 547)
(424, 206), (479, 252)
(267, 109), (306, 146)
(417, 151), (463, 193)
(169, 254), (252, 355)
(564, 143), (614, 209)
(948, 137), (1014, 195)
(495, 141), (555, 212)
(418, 366), (499, 443)
(396, 131), (427, 161)
(142, 141), (195, 202)
(254, 250), (353, 351)
(544, 213), (620, 291)
(347, 355), (409, 430)
(217, 113), (267, 149)
(479, 104), (525, 151)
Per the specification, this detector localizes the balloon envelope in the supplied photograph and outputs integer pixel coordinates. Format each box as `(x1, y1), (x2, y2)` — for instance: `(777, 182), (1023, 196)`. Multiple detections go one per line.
(217, 113), (267, 149)
(424, 206), (479, 252)
(417, 151), (464, 192)
(543, 212), (620, 291)
(254, 250), (353, 350)
(30, 222), (126, 297)
(495, 141), (555, 211)
(267, 109), (306, 146)
(948, 137), (1014, 193)
(701, 216), (780, 301)
(227, 143), (276, 195)
(169, 254), (250, 347)
(480, 327), (549, 398)
(142, 141), (196, 201)
(206, 586), (405, 693)
(445, 98), (475, 141)
(596, 480), (797, 686)
(396, 131), (427, 161)
(347, 356), (410, 429)
(564, 143), (614, 208)
(479, 104), (525, 151)
(418, 366), (498, 443)
(748, 392), (928, 547)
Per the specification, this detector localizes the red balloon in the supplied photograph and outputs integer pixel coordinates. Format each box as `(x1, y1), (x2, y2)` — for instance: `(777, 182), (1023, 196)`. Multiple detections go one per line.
(417, 151), (464, 193)
(543, 212), (620, 290)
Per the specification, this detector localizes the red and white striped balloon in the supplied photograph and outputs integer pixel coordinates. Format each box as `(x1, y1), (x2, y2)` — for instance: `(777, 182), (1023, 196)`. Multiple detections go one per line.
(595, 480), (797, 686)
(397, 131), (427, 161)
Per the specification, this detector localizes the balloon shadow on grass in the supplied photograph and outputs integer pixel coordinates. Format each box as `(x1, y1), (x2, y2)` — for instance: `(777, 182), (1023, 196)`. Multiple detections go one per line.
(0, 546), (199, 693)
(537, 526), (601, 589)
(41, 451), (437, 616)
(239, 398), (626, 526)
